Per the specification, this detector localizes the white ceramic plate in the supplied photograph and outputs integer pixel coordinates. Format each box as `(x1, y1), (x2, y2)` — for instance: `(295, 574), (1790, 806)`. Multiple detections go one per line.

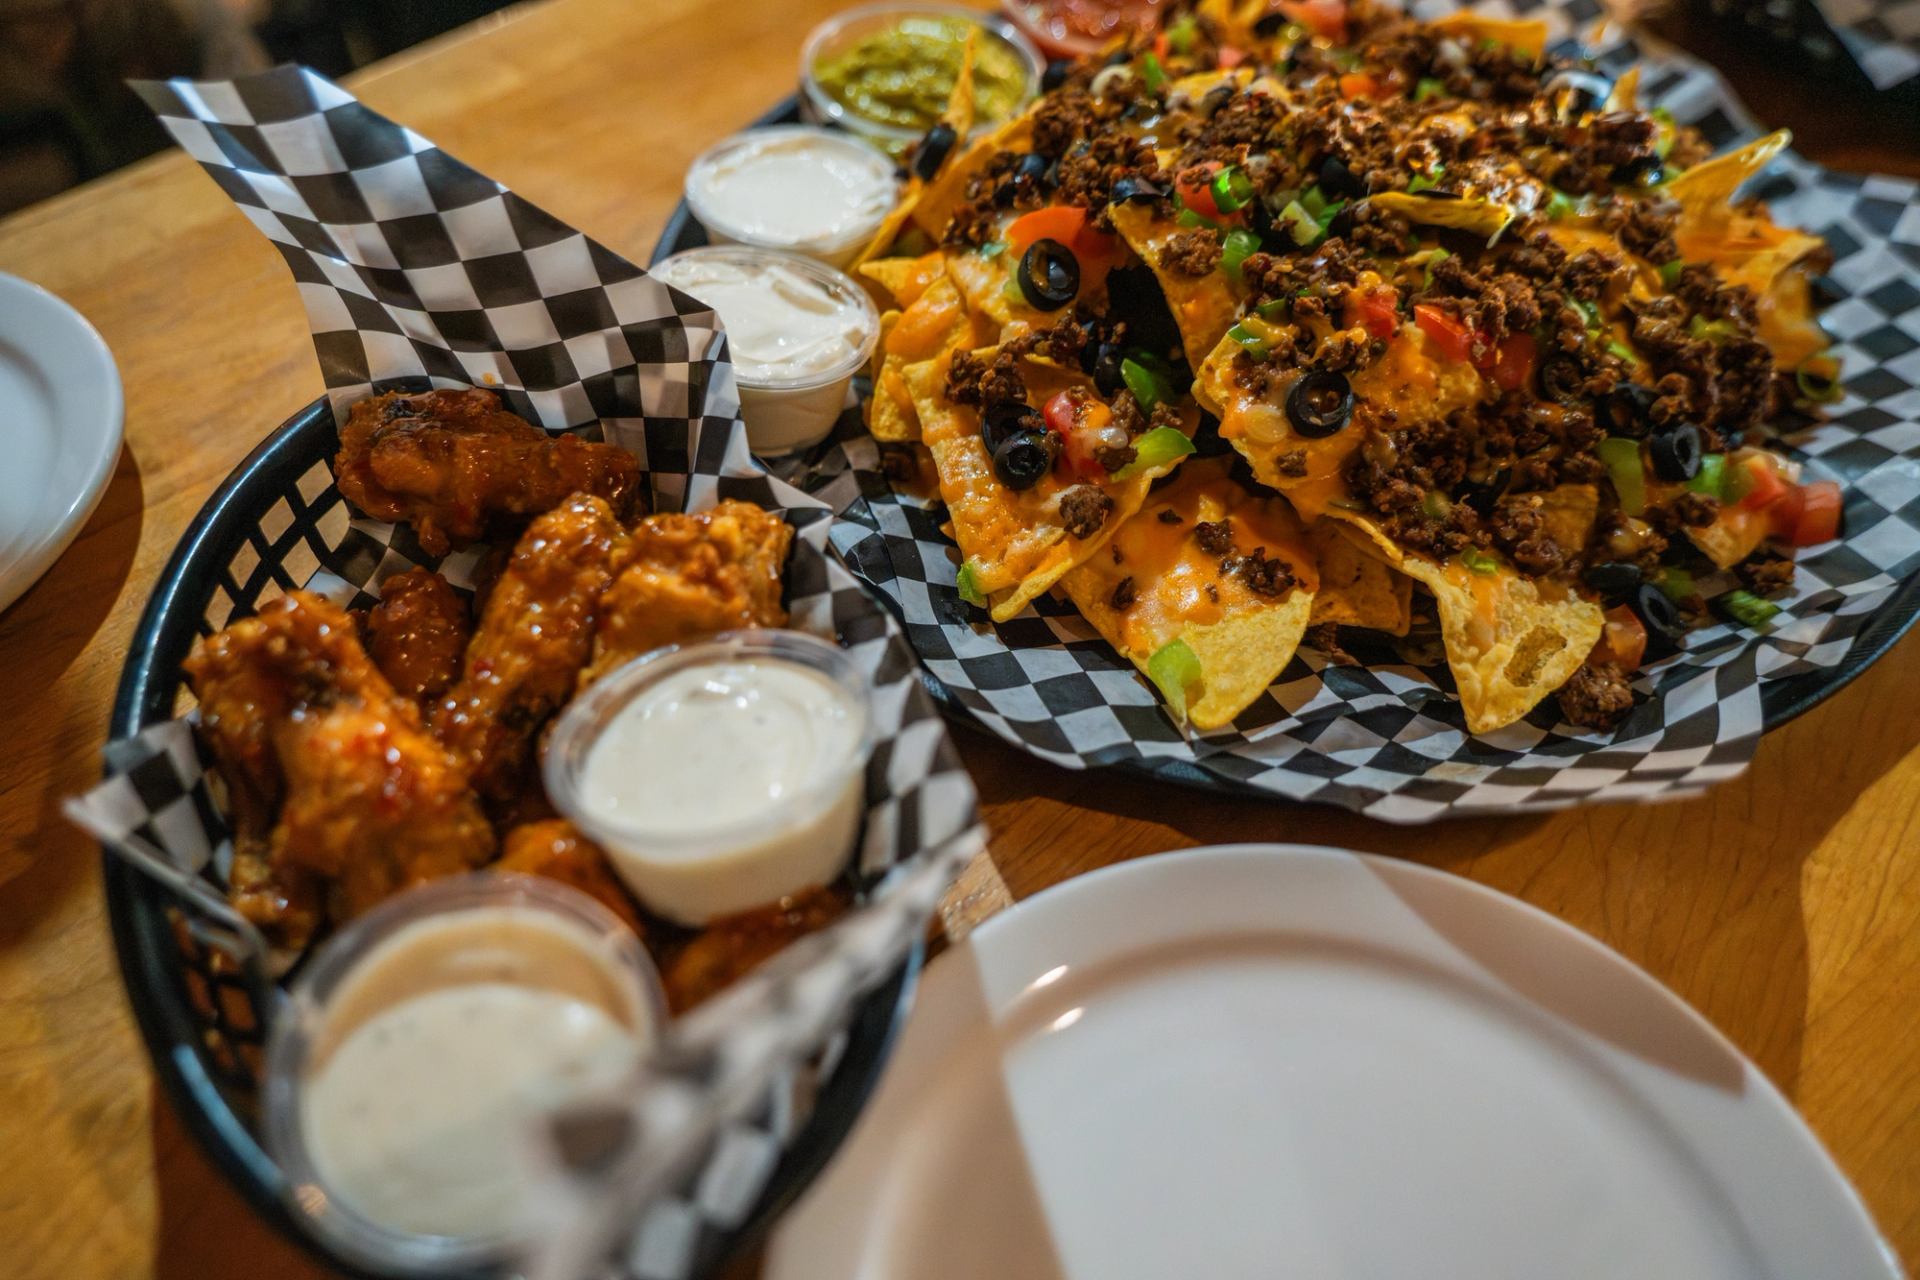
(0, 272), (123, 614)
(766, 845), (1899, 1280)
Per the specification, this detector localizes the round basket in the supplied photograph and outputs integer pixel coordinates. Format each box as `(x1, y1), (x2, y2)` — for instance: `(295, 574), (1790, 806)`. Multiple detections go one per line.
(101, 397), (924, 1279)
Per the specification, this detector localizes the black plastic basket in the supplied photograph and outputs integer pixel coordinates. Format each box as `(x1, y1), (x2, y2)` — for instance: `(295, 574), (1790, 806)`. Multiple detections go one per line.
(101, 397), (923, 1279)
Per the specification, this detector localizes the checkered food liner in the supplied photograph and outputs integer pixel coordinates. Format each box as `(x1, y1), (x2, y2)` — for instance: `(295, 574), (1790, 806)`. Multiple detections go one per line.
(72, 65), (981, 1280)
(781, 0), (1920, 824)
(1814, 0), (1920, 87)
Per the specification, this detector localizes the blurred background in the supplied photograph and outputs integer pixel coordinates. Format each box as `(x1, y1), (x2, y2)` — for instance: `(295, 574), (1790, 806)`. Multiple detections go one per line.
(0, 0), (518, 214)
(0, 0), (1915, 217)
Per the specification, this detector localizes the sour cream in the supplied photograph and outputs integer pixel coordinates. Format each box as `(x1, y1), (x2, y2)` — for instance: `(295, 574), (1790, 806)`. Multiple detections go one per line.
(686, 125), (899, 267)
(265, 878), (661, 1262)
(546, 632), (873, 925)
(652, 247), (878, 454)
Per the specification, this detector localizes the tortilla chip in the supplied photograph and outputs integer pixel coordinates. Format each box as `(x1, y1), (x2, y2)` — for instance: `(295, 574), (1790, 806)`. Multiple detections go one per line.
(857, 251), (947, 310)
(1061, 458), (1318, 729)
(1335, 516), (1603, 733)
(1307, 519), (1412, 634)
(849, 35), (985, 271)
(869, 274), (990, 442)
(1109, 202), (1243, 370)
(905, 350), (1196, 621)
(913, 116), (1034, 243)
(1687, 507), (1773, 568)
(1197, 324), (1484, 521)
(1428, 12), (1549, 59)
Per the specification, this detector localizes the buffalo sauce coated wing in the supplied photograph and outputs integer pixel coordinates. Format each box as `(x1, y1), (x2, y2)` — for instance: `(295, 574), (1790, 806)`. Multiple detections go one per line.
(431, 493), (630, 800)
(661, 885), (850, 1013)
(498, 819), (646, 937)
(183, 591), (495, 947)
(582, 500), (794, 686)
(336, 389), (642, 556)
(365, 567), (471, 705)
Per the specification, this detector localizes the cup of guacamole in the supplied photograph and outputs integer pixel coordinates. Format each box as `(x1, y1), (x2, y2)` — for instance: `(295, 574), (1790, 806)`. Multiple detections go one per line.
(801, 4), (1044, 156)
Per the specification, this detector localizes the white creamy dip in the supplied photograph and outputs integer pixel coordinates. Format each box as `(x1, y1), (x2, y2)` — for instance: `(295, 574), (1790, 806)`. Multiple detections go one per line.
(651, 247), (878, 453)
(550, 637), (872, 925)
(279, 896), (655, 1249)
(687, 126), (898, 266)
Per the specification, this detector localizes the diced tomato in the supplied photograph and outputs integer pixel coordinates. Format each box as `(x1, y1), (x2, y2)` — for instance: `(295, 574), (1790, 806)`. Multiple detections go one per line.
(1152, 29), (1170, 59)
(1594, 605), (1648, 671)
(1766, 483), (1804, 539)
(1005, 205), (1116, 262)
(1278, 0), (1348, 43)
(1489, 332), (1537, 392)
(1217, 43), (1247, 69)
(1175, 162), (1226, 222)
(1043, 389), (1077, 437)
(1414, 304), (1473, 363)
(1737, 455), (1790, 511)
(1347, 287), (1399, 339)
(1785, 480), (1842, 546)
(1042, 389), (1109, 477)
(1338, 72), (1381, 100)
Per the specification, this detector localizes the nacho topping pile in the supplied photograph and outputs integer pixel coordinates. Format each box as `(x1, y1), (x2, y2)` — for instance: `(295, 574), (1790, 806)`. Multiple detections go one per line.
(851, 0), (1840, 735)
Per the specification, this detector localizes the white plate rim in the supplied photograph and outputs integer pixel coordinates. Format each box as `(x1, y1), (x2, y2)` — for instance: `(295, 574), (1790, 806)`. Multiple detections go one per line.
(0, 271), (124, 615)
(768, 843), (1901, 1280)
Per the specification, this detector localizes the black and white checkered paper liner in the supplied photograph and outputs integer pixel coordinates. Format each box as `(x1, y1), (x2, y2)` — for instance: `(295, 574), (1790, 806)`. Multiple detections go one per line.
(1815, 0), (1920, 87)
(781, 0), (1920, 824)
(72, 65), (981, 1280)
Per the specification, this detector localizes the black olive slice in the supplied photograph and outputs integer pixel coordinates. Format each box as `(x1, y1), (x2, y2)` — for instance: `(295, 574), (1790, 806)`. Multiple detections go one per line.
(993, 430), (1053, 490)
(1092, 344), (1126, 397)
(910, 122), (957, 183)
(1540, 356), (1586, 404)
(1286, 370), (1354, 438)
(1601, 382), (1658, 436)
(1015, 152), (1051, 188)
(1584, 561), (1645, 598)
(1318, 155), (1365, 200)
(981, 399), (1042, 452)
(1634, 581), (1686, 649)
(1647, 422), (1703, 482)
(1460, 465), (1513, 516)
(1109, 175), (1164, 204)
(1611, 154), (1664, 186)
(1017, 238), (1081, 311)
(1041, 59), (1074, 93)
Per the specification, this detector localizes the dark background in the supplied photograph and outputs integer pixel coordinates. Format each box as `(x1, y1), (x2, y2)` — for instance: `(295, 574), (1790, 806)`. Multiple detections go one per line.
(0, 0), (1915, 218)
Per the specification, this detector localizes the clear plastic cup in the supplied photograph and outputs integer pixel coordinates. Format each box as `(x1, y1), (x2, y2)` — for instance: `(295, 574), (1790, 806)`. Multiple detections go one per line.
(544, 631), (875, 926)
(262, 874), (665, 1274)
(650, 246), (878, 455)
(684, 124), (901, 269)
(800, 4), (1044, 156)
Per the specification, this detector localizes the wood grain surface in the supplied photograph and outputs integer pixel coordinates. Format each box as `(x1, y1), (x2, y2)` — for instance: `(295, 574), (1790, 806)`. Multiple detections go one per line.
(0, 2), (1915, 1277)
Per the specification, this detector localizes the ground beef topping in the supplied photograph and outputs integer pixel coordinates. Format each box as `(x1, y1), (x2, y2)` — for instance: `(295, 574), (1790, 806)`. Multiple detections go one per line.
(1558, 662), (1635, 729)
(1059, 485), (1115, 539)
(1162, 227), (1223, 276)
(1223, 547), (1297, 597)
(1193, 519), (1235, 556)
(1737, 553), (1796, 596)
(1109, 576), (1137, 610)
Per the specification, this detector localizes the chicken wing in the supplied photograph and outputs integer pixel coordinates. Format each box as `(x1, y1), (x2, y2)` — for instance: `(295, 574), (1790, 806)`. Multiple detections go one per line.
(660, 885), (849, 1013)
(184, 591), (495, 947)
(498, 819), (646, 938)
(336, 389), (643, 555)
(432, 493), (629, 800)
(582, 499), (793, 686)
(365, 567), (471, 705)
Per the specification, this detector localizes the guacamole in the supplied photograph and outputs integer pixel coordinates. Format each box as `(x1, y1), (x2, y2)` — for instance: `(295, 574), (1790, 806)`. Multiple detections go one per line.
(814, 15), (1030, 132)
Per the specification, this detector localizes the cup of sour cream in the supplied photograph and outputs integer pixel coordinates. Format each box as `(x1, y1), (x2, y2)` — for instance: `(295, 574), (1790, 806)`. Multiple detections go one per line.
(651, 247), (879, 456)
(684, 125), (900, 268)
(544, 630), (874, 927)
(263, 874), (663, 1272)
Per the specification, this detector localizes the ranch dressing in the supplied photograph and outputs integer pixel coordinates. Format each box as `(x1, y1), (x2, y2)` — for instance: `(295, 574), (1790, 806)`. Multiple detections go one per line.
(546, 633), (873, 925)
(266, 881), (660, 1260)
(686, 126), (898, 266)
(651, 247), (878, 454)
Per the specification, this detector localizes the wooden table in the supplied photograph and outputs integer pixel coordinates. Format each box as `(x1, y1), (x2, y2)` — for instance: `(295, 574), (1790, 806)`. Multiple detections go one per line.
(0, 1), (1915, 1276)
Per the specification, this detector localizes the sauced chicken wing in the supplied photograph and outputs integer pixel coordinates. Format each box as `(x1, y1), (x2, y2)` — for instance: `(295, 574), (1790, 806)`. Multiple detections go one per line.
(432, 493), (630, 800)
(582, 500), (793, 686)
(335, 389), (642, 555)
(183, 591), (495, 948)
(660, 885), (849, 1013)
(365, 568), (471, 705)
(498, 819), (646, 937)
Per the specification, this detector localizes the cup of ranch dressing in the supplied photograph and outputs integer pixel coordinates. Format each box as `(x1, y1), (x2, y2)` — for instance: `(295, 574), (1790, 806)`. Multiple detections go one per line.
(684, 125), (900, 268)
(263, 874), (663, 1272)
(545, 630), (874, 926)
(650, 247), (878, 456)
